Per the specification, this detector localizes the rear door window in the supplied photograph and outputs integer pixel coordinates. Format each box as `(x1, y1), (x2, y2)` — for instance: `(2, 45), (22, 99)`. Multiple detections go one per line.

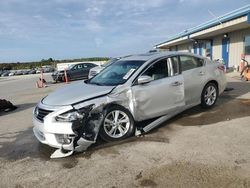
(179, 55), (203, 72)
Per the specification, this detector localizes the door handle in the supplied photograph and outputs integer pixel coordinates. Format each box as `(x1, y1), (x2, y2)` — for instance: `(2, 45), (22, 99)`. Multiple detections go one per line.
(171, 81), (183, 86)
(199, 71), (205, 76)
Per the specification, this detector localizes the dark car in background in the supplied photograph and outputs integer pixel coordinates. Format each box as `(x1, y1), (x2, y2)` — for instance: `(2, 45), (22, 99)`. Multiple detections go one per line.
(52, 63), (97, 82)
(1, 71), (10, 77)
(88, 58), (120, 79)
(28, 69), (37, 74)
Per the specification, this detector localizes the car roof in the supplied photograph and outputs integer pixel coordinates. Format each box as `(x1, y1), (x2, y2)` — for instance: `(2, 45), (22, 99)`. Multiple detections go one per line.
(120, 51), (206, 61)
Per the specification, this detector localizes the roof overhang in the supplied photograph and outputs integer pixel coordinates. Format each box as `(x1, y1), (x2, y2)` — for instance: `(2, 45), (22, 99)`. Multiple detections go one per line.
(156, 36), (189, 49)
(155, 5), (250, 49)
(190, 15), (249, 39)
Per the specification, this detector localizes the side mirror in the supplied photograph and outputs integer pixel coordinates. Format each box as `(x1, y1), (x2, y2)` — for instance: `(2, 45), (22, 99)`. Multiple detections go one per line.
(137, 75), (153, 85)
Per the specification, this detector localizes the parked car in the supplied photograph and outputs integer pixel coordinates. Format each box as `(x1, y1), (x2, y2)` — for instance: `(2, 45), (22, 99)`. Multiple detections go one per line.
(36, 69), (41, 74)
(43, 67), (54, 73)
(8, 71), (16, 76)
(29, 69), (37, 74)
(1, 71), (10, 77)
(33, 52), (226, 157)
(52, 63), (97, 82)
(22, 70), (30, 75)
(15, 70), (23, 75)
(88, 58), (120, 79)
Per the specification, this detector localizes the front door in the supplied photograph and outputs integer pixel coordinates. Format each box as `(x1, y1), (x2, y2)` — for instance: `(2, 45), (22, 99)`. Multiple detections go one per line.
(131, 57), (185, 121)
(222, 38), (230, 68)
(74, 64), (85, 79)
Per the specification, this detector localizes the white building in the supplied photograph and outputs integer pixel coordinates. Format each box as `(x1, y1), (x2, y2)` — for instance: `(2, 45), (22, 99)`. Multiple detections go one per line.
(155, 5), (250, 68)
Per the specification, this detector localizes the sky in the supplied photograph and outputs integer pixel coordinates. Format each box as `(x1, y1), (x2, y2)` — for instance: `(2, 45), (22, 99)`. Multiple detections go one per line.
(0, 0), (249, 63)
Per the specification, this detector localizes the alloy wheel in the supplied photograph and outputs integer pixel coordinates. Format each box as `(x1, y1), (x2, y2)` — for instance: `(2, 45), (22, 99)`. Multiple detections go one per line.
(103, 110), (130, 138)
(204, 85), (217, 106)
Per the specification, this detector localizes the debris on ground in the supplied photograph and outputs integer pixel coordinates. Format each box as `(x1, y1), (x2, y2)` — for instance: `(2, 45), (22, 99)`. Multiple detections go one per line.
(0, 99), (17, 112)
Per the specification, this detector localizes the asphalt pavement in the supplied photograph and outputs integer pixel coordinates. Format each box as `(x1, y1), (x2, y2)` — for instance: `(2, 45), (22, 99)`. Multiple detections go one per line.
(0, 72), (250, 187)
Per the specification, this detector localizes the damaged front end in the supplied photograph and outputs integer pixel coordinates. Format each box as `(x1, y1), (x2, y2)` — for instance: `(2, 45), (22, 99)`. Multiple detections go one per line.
(33, 97), (108, 158)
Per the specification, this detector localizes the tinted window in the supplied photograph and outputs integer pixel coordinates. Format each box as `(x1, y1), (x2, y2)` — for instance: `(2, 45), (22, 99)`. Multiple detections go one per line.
(77, 64), (83, 69)
(180, 56), (202, 71)
(142, 59), (168, 81)
(71, 65), (78, 70)
(245, 36), (250, 55)
(196, 58), (204, 67)
(85, 63), (95, 68)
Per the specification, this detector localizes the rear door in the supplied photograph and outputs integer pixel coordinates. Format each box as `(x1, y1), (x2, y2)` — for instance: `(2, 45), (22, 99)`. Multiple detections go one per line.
(132, 56), (185, 121)
(179, 55), (206, 105)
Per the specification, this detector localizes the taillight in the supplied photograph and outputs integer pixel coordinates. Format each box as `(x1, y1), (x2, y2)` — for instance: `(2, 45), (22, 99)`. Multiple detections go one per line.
(217, 65), (225, 72)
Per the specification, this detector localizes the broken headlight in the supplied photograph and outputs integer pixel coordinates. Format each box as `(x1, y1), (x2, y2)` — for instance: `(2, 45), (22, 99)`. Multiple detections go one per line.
(55, 110), (84, 122)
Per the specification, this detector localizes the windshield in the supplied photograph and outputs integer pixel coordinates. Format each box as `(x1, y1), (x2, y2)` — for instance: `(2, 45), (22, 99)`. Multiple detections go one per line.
(101, 58), (119, 67)
(89, 60), (145, 86)
(68, 64), (76, 70)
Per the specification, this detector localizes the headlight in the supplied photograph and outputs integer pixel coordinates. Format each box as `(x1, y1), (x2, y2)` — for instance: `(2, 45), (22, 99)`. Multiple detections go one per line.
(34, 107), (39, 116)
(55, 110), (84, 122)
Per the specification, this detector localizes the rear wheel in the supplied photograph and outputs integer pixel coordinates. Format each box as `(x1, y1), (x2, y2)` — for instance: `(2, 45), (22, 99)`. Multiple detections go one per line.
(99, 106), (135, 142)
(201, 82), (218, 108)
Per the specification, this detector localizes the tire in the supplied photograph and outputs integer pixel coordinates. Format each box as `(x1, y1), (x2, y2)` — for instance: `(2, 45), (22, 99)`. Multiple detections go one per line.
(62, 75), (70, 82)
(99, 105), (135, 142)
(201, 82), (218, 108)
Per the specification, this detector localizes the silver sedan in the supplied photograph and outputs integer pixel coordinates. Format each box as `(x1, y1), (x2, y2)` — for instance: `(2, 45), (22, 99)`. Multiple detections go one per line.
(33, 52), (226, 157)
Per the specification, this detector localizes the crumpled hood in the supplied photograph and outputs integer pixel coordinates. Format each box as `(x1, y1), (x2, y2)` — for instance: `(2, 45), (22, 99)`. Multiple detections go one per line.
(42, 81), (115, 106)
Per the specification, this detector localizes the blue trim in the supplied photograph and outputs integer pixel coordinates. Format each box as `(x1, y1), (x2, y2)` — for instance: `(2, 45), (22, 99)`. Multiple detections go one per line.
(193, 44), (197, 54)
(157, 5), (250, 46)
(222, 38), (230, 68)
(248, 12), (250, 23)
(211, 40), (213, 60)
(198, 43), (203, 55)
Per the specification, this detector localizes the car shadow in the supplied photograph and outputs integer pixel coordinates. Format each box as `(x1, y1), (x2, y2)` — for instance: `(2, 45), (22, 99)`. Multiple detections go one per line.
(148, 80), (250, 129)
(2, 81), (249, 160)
(0, 128), (54, 161)
(76, 81), (250, 158)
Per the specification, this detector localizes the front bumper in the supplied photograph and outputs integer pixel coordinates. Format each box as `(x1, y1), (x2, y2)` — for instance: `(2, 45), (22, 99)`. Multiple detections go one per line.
(33, 117), (73, 149)
(33, 106), (76, 149)
(51, 73), (63, 81)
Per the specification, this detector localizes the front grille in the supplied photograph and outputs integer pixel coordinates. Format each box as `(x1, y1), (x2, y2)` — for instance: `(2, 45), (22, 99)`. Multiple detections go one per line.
(35, 107), (53, 122)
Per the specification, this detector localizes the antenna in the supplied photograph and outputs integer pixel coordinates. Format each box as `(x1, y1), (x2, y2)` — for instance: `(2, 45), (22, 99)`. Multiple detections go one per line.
(208, 9), (222, 25)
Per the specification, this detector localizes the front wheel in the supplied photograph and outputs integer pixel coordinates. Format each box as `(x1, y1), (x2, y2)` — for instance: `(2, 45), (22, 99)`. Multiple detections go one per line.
(201, 82), (218, 108)
(99, 106), (135, 142)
